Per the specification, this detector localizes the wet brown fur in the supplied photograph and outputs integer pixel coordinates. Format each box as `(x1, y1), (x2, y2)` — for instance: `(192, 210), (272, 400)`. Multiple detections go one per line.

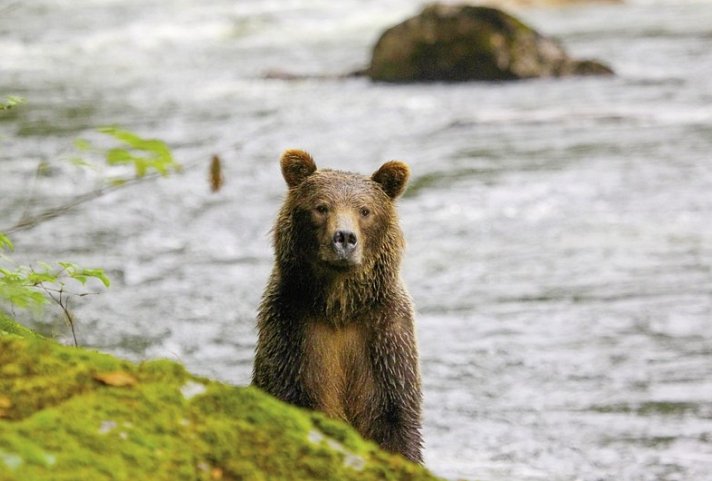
(252, 149), (423, 463)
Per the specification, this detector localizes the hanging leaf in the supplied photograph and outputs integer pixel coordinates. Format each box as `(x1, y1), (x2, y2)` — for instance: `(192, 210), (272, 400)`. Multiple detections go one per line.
(209, 154), (225, 193)
(99, 127), (180, 178)
(76, 268), (111, 288)
(106, 147), (133, 166)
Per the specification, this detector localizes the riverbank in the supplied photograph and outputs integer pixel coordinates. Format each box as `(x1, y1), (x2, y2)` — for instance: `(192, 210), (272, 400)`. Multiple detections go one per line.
(0, 314), (442, 481)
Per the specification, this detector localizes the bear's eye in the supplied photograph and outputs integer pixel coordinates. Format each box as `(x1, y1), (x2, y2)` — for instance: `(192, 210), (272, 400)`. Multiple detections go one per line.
(360, 207), (371, 218)
(315, 205), (329, 215)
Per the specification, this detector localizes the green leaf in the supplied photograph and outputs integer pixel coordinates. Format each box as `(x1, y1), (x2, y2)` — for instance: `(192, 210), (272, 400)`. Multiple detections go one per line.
(98, 126), (142, 145)
(0, 268), (47, 309)
(70, 156), (92, 168)
(0, 233), (13, 252)
(99, 127), (180, 178)
(78, 268), (111, 287)
(27, 271), (59, 285)
(134, 159), (148, 178)
(38, 261), (54, 271)
(73, 138), (92, 151)
(0, 283), (46, 308)
(106, 148), (133, 166)
(0, 95), (25, 111)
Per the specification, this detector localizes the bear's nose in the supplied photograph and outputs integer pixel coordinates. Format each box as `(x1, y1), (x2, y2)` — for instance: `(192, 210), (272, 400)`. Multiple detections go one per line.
(333, 230), (358, 255)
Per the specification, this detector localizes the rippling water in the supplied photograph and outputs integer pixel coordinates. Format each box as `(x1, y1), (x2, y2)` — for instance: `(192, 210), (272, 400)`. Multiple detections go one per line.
(2, 1), (712, 480)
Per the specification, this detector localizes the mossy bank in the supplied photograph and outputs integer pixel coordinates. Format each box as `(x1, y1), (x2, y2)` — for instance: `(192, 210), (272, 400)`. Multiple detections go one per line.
(0, 313), (443, 481)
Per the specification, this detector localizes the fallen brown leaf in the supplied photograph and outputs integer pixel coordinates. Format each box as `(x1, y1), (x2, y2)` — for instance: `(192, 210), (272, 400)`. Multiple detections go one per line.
(93, 371), (138, 387)
(0, 395), (11, 418)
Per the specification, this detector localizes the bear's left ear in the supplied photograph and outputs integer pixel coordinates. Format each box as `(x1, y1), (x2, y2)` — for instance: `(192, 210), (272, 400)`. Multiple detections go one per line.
(281, 149), (317, 188)
(372, 161), (410, 199)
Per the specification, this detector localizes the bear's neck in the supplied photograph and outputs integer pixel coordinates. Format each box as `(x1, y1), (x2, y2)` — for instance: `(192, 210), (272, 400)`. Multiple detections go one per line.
(279, 257), (398, 326)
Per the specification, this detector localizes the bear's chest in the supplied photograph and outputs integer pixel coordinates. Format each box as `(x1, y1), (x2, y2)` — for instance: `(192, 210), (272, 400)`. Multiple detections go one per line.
(302, 321), (377, 425)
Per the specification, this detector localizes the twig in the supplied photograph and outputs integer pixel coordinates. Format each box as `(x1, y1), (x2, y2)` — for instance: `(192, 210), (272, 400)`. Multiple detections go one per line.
(17, 161), (48, 227)
(3, 172), (163, 234)
(2, 155), (205, 235)
(35, 285), (102, 298)
(38, 283), (78, 347)
(0, 2), (20, 15)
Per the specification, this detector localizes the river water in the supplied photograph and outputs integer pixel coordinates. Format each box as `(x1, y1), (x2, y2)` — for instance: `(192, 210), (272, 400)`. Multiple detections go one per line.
(2, 1), (712, 480)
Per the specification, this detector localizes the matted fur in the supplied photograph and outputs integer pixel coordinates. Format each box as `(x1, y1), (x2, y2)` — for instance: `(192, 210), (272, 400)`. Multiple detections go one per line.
(252, 150), (423, 463)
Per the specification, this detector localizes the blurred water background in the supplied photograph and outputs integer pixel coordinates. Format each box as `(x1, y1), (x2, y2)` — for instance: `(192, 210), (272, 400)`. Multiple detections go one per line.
(2, 1), (712, 480)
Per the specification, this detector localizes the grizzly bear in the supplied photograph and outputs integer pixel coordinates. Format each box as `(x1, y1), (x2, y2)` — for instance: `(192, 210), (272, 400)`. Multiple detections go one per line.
(252, 149), (423, 463)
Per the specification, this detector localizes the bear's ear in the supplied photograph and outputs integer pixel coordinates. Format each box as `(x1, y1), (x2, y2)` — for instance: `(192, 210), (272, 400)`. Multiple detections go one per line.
(280, 149), (317, 188)
(372, 161), (410, 199)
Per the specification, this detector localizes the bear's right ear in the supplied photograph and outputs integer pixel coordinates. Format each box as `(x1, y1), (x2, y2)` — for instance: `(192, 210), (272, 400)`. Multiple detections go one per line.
(280, 149), (317, 188)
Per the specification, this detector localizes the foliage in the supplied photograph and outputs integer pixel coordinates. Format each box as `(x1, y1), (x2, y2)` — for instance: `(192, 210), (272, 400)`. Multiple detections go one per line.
(102, 126), (179, 177)
(5, 126), (183, 235)
(0, 96), (24, 111)
(0, 232), (110, 343)
(70, 127), (181, 183)
(0, 235), (109, 309)
(0, 234), (12, 252)
(1, 95), (174, 343)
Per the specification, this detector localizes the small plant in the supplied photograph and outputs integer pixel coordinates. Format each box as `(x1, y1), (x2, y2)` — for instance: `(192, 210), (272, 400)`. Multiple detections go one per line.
(2, 96), (178, 344)
(0, 234), (110, 345)
(0, 233), (110, 346)
(0, 95), (24, 111)
(0, 124), (180, 343)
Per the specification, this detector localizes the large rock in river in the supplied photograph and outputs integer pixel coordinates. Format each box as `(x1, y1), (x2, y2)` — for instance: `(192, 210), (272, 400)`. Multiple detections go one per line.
(367, 3), (613, 82)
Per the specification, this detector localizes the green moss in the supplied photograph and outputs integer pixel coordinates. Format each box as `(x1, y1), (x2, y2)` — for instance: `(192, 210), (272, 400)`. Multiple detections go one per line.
(0, 312), (41, 339)
(0, 316), (444, 481)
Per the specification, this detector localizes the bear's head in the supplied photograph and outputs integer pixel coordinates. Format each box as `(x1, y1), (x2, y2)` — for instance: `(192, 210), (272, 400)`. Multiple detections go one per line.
(275, 149), (410, 277)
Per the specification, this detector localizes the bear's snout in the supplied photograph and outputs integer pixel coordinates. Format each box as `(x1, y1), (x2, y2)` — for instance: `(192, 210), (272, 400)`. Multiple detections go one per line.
(332, 230), (358, 258)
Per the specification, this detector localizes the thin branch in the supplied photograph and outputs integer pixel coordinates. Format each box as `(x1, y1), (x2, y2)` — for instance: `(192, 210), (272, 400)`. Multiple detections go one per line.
(3, 172), (163, 234)
(32, 284), (102, 298)
(17, 161), (48, 226)
(0, 2), (20, 15)
(3, 156), (203, 235)
(38, 283), (78, 347)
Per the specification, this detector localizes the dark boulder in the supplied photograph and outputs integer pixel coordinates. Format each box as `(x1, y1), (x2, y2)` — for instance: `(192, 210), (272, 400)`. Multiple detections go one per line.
(367, 3), (613, 82)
